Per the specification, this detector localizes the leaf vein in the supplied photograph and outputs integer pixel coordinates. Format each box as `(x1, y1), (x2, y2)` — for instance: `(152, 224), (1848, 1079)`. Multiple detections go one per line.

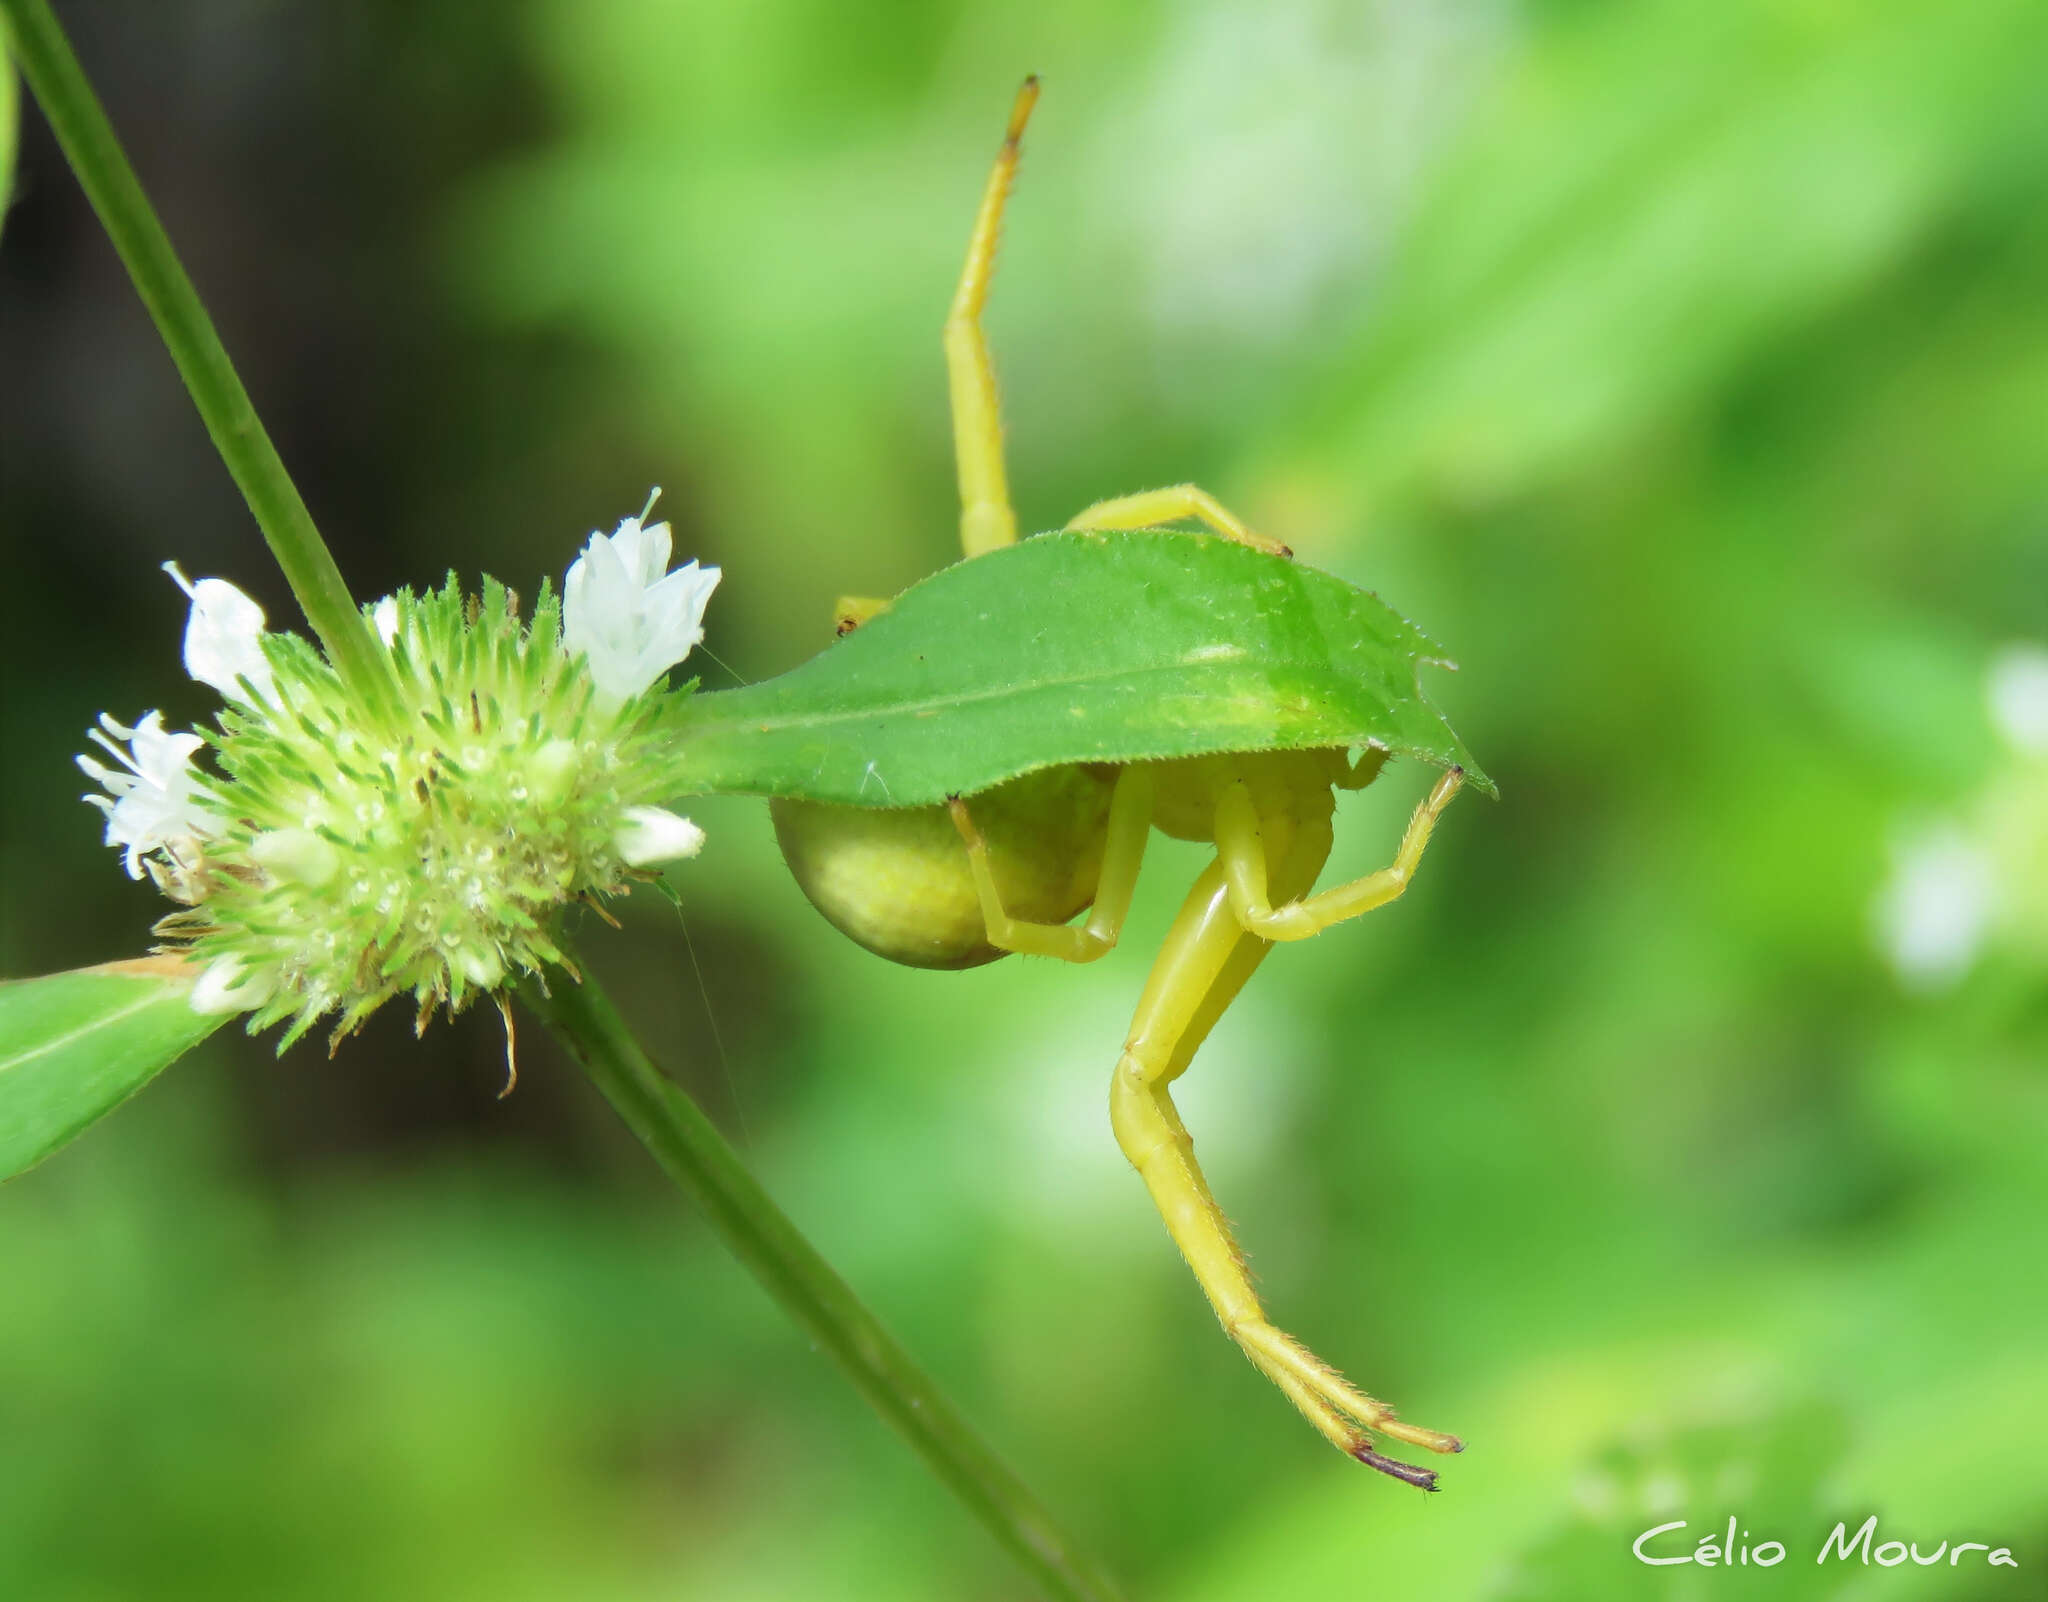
(0, 988), (179, 1077)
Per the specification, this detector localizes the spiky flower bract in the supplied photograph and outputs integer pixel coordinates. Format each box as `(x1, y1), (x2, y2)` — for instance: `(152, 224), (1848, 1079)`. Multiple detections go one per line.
(82, 500), (718, 1050)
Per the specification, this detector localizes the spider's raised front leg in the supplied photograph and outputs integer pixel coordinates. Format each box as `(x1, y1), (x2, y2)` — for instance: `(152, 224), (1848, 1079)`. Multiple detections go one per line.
(946, 79), (1039, 560)
(1109, 807), (1462, 1486)
(1064, 485), (1291, 559)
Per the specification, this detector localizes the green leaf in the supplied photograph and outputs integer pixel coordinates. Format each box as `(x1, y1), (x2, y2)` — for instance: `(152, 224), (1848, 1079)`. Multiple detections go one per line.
(0, 958), (226, 1180)
(661, 531), (1490, 808)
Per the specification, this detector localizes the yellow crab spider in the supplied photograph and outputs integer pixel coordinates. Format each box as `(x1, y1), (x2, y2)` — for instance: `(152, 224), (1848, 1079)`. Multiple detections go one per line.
(769, 80), (1467, 1490)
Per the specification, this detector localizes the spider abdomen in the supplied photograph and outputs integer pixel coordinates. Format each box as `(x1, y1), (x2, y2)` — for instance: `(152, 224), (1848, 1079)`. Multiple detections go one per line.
(771, 763), (1114, 969)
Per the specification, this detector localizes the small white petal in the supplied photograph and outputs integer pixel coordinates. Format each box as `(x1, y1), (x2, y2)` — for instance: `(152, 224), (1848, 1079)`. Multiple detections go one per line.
(370, 595), (400, 646)
(609, 510), (673, 589)
(525, 738), (582, 807)
(77, 710), (218, 879)
(614, 805), (706, 867)
(450, 943), (505, 989)
(562, 495), (720, 704)
(1989, 645), (2048, 755)
(166, 561), (275, 703)
(1876, 824), (1995, 988)
(190, 955), (277, 1015)
(249, 827), (342, 888)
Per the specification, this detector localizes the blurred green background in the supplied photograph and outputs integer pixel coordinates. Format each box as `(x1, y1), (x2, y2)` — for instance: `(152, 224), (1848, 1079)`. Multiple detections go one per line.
(5, 0), (2047, 1597)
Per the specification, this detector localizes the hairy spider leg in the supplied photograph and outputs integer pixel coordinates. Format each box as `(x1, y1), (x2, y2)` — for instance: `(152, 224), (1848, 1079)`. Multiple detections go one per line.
(1108, 770), (1464, 1486)
(949, 753), (1463, 1478)
(947, 77), (1039, 560)
(948, 765), (1154, 962)
(1064, 484), (1292, 559)
(1216, 766), (1465, 942)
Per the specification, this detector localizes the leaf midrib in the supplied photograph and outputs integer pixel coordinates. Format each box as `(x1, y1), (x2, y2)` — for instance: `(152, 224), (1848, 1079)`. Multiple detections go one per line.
(0, 987), (175, 1078)
(686, 653), (1392, 738)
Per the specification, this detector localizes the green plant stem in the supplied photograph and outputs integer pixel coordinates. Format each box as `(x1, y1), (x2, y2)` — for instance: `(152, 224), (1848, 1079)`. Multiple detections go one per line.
(2, 41), (18, 201)
(523, 961), (1127, 1602)
(1, 0), (391, 714)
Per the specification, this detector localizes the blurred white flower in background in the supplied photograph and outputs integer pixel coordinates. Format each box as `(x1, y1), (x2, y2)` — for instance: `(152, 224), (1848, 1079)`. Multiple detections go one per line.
(1876, 825), (1994, 990)
(1988, 645), (2048, 755)
(1877, 643), (2048, 989)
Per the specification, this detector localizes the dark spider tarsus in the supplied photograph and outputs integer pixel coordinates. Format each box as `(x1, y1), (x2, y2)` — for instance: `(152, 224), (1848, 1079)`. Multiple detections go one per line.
(1351, 1442), (1441, 1492)
(1006, 76), (1041, 146)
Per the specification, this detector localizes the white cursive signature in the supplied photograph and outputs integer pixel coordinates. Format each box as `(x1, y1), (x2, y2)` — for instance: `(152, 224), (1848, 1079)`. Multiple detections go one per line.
(1632, 1516), (2018, 1570)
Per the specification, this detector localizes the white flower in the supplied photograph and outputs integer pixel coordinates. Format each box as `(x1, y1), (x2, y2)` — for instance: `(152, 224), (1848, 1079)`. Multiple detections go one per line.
(562, 489), (721, 704)
(370, 595), (400, 646)
(614, 805), (707, 867)
(165, 561), (275, 703)
(1875, 824), (1995, 989)
(77, 711), (217, 879)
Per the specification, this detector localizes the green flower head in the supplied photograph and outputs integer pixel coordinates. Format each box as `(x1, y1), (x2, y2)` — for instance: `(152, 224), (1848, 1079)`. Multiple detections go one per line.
(79, 495), (717, 1050)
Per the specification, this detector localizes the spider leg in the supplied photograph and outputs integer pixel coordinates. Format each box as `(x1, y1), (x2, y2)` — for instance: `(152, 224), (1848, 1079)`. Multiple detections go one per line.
(947, 79), (1039, 559)
(1064, 484), (1291, 558)
(949, 765), (1153, 963)
(1108, 806), (1460, 1484)
(1336, 746), (1390, 792)
(1215, 767), (1463, 942)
